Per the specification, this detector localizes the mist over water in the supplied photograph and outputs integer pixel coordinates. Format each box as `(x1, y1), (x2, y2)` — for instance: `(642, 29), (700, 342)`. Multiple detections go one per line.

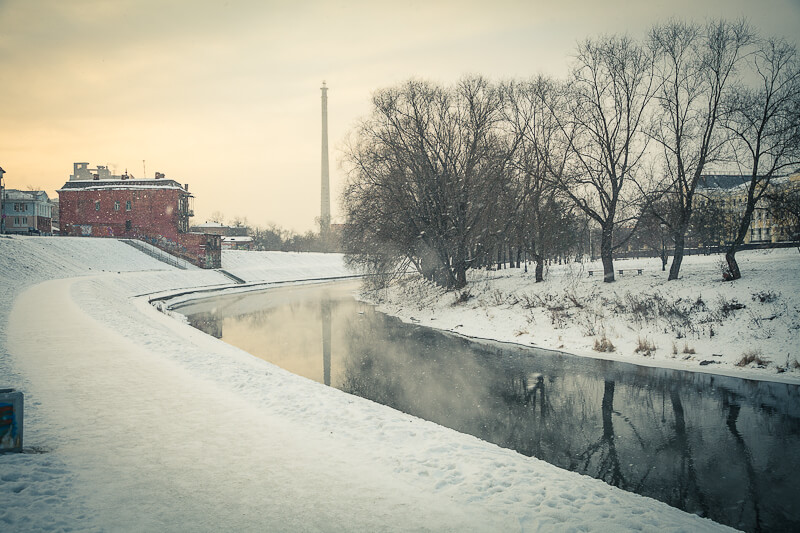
(177, 281), (800, 532)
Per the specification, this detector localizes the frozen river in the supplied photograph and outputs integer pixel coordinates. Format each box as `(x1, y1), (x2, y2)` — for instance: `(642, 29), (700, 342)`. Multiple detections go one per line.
(175, 281), (800, 532)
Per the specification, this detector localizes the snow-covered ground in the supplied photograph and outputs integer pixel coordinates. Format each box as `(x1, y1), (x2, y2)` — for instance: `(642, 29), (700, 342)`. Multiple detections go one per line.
(365, 249), (800, 385)
(0, 235), (754, 531)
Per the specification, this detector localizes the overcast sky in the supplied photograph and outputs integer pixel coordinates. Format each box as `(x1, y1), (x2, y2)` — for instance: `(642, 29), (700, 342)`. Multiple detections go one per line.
(1, 0), (798, 232)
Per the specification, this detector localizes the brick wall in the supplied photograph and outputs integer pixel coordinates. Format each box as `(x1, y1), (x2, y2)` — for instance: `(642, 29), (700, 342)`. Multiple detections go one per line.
(60, 188), (182, 240)
(135, 231), (221, 269)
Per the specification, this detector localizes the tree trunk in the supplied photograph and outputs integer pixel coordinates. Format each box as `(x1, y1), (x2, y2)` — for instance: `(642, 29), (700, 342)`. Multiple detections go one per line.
(535, 256), (544, 282)
(600, 224), (615, 282)
(724, 202), (755, 281)
(668, 229), (687, 281)
(453, 242), (468, 289)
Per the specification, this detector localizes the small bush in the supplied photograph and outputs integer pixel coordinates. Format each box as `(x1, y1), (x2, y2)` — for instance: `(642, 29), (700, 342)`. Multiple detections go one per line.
(565, 292), (584, 309)
(520, 292), (545, 309)
(752, 291), (778, 304)
(735, 349), (770, 367)
(594, 334), (616, 353)
(682, 342), (696, 355)
(491, 289), (505, 306)
(453, 290), (472, 305)
(717, 297), (746, 318)
(691, 296), (707, 312)
(634, 337), (656, 356)
(549, 306), (568, 329)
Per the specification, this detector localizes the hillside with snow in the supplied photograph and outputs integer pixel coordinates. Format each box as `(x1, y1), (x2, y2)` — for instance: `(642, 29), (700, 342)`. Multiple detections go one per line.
(0, 235), (767, 532)
(365, 249), (800, 384)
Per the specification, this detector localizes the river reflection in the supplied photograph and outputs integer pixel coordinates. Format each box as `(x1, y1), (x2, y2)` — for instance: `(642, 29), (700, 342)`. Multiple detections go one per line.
(176, 282), (800, 533)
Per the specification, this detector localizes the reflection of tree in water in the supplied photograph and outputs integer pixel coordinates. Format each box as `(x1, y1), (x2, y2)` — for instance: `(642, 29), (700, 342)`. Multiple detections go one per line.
(723, 393), (762, 532)
(577, 381), (628, 488)
(341, 317), (748, 528)
(343, 322), (799, 533)
(661, 386), (708, 518)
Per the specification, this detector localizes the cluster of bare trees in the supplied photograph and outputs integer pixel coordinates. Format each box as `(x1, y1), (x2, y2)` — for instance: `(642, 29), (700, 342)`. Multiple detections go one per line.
(342, 20), (800, 288)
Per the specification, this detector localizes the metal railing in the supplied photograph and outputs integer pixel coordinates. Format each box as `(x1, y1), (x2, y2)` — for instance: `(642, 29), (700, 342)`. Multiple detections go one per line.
(120, 238), (191, 270)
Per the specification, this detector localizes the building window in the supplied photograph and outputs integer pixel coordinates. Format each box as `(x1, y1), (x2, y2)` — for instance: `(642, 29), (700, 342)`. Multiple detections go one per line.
(126, 200), (132, 211)
(114, 201), (120, 211)
(95, 200), (100, 211)
(125, 220), (132, 231)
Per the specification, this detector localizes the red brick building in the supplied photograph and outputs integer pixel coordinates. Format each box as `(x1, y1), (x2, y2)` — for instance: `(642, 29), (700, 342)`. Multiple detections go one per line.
(58, 164), (221, 268)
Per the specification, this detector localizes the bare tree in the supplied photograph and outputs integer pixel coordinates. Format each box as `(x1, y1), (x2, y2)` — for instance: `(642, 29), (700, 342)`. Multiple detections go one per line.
(342, 77), (516, 289)
(209, 210), (226, 224)
(502, 77), (575, 281)
(251, 223), (289, 251)
(547, 35), (656, 282)
(721, 38), (800, 279)
(649, 19), (754, 280)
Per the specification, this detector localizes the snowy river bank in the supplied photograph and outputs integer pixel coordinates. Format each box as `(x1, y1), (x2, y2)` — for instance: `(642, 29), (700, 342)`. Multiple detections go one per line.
(0, 235), (771, 531)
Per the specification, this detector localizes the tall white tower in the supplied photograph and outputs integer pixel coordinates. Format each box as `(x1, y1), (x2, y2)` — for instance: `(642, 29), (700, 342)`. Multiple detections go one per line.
(320, 81), (331, 234)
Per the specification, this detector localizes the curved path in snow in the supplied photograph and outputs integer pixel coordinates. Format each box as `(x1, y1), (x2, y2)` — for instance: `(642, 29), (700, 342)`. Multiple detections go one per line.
(5, 272), (734, 532)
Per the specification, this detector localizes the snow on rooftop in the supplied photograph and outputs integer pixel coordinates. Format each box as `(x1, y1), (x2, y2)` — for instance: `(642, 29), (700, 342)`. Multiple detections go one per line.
(3, 189), (49, 201)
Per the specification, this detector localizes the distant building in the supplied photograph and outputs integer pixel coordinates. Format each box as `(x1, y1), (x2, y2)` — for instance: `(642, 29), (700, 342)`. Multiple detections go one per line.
(58, 162), (221, 268)
(189, 222), (250, 237)
(190, 221), (230, 236)
(698, 172), (800, 244)
(1, 189), (52, 235)
(49, 197), (60, 234)
(222, 235), (254, 250)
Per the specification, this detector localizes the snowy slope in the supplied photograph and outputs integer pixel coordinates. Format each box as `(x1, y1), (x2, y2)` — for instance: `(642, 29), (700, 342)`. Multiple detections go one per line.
(222, 249), (352, 283)
(366, 249), (800, 384)
(1, 235), (735, 532)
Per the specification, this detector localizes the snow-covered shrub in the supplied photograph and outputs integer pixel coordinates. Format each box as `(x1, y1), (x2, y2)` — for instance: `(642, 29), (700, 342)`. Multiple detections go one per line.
(735, 349), (770, 367)
(634, 337), (656, 356)
(593, 334), (615, 352)
(752, 290), (778, 304)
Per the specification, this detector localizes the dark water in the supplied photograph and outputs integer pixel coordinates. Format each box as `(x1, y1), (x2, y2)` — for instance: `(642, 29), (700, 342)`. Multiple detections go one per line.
(175, 281), (800, 532)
